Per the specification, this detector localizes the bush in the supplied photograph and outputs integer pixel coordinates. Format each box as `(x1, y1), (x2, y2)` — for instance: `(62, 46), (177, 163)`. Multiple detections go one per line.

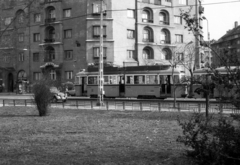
(32, 82), (52, 116)
(177, 113), (240, 165)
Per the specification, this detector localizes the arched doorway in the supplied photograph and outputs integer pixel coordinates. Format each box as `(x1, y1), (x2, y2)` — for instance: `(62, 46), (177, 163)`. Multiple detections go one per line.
(8, 73), (14, 92)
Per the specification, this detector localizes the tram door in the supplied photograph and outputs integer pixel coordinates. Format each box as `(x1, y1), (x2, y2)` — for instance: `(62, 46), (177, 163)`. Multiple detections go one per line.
(160, 75), (172, 97)
(118, 76), (125, 97)
(81, 77), (87, 96)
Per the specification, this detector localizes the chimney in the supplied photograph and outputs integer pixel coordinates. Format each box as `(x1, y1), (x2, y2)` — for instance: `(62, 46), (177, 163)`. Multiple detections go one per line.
(235, 21), (238, 28)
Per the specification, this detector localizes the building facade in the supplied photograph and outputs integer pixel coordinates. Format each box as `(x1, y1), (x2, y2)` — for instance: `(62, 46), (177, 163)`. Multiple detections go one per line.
(211, 21), (240, 68)
(0, 0), (196, 92)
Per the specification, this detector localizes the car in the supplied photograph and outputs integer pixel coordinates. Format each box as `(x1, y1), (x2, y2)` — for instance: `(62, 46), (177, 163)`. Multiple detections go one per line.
(50, 87), (68, 102)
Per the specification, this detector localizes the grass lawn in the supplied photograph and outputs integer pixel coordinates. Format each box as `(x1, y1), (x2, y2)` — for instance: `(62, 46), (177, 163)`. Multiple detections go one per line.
(0, 107), (195, 165)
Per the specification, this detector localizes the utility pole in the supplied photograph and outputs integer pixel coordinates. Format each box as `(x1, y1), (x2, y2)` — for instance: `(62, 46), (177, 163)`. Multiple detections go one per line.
(28, 2), (31, 92)
(195, 0), (200, 69)
(97, 0), (104, 106)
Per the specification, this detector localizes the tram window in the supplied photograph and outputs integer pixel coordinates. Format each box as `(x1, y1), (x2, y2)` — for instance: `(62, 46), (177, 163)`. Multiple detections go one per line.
(159, 75), (165, 84)
(174, 75), (180, 83)
(134, 75), (145, 84)
(146, 75), (158, 84)
(109, 75), (117, 84)
(126, 75), (134, 84)
(104, 76), (109, 84)
(88, 76), (98, 84)
(75, 77), (81, 84)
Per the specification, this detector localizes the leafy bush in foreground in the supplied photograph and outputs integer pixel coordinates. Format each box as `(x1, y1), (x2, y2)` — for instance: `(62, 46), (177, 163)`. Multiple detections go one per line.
(32, 82), (52, 116)
(177, 113), (240, 165)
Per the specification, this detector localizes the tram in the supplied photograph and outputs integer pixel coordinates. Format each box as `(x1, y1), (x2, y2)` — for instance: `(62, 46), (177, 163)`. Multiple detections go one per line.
(193, 66), (239, 98)
(75, 65), (185, 99)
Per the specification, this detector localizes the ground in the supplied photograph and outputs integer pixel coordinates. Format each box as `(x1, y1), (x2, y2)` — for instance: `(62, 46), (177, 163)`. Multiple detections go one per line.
(0, 107), (195, 165)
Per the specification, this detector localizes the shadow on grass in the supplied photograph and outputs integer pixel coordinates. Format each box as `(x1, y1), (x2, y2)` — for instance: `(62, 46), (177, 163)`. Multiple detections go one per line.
(0, 114), (39, 118)
(108, 111), (192, 121)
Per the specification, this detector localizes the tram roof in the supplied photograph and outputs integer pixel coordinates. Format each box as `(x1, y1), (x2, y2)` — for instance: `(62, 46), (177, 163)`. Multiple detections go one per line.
(76, 65), (181, 76)
(193, 66), (238, 75)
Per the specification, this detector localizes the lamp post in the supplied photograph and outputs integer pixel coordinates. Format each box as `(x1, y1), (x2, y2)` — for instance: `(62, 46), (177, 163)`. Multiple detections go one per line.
(97, 0), (104, 106)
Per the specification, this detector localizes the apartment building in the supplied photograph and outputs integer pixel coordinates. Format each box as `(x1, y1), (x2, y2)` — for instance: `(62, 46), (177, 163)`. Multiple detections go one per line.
(211, 21), (240, 67)
(0, 0), (196, 92)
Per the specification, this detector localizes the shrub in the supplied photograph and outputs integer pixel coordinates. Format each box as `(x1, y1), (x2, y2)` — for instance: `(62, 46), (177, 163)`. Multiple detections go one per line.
(32, 81), (52, 116)
(177, 113), (240, 165)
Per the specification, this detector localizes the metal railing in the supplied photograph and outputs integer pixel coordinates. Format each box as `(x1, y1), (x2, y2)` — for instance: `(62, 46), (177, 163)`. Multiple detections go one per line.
(0, 98), (239, 114)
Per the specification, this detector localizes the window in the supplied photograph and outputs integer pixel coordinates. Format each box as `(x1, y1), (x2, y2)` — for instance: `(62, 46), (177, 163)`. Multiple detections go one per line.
(49, 8), (56, 18)
(50, 70), (56, 80)
(142, 0), (150, 3)
(143, 47), (154, 59)
(33, 33), (40, 42)
(179, 0), (187, 5)
(65, 71), (73, 80)
(18, 33), (24, 42)
(162, 48), (172, 60)
(142, 9), (153, 23)
(160, 29), (170, 44)
(92, 3), (106, 14)
(34, 13), (41, 22)
(146, 75), (158, 84)
(64, 29), (72, 38)
(93, 47), (107, 58)
(159, 11), (169, 25)
(64, 50), (73, 60)
(34, 72), (42, 80)
(33, 53), (39, 62)
(175, 34), (183, 43)
(174, 16), (182, 24)
(177, 53), (184, 61)
(127, 29), (135, 39)
(63, 9), (71, 18)
(127, 9), (135, 18)
(134, 75), (145, 84)
(93, 26), (106, 37)
(88, 76), (98, 84)
(18, 12), (24, 23)
(19, 53), (24, 61)
(127, 50), (134, 59)
(143, 27), (153, 42)
(5, 17), (13, 25)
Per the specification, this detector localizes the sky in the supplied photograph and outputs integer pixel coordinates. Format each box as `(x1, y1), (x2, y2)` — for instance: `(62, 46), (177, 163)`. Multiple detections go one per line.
(202, 0), (240, 41)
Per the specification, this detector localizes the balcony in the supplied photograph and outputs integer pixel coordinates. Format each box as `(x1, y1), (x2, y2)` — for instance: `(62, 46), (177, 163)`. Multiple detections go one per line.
(44, 0), (62, 3)
(44, 57), (55, 62)
(45, 18), (56, 24)
(142, 19), (153, 23)
(44, 53), (55, 62)
(143, 38), (154, 42)
(159, 21), (169, 25)
(44, 38), (55, 43)
(160, 40), (171, 44)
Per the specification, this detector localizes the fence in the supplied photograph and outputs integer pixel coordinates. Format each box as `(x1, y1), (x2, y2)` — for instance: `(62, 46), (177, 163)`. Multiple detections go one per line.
(0, 98), (239, 114)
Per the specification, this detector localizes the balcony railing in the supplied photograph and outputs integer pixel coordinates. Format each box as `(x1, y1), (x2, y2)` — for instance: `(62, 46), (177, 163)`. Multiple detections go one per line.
(44, 57), (55, 62)
(142, 19), (153, 23)
(44, 38), (55, 43)
(142, 38), (154, 42)
(160, 40), (171, 44)
(159, 21), (169, 25)
(45, 18), (56, 24)
(44, 0), (62, 3)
